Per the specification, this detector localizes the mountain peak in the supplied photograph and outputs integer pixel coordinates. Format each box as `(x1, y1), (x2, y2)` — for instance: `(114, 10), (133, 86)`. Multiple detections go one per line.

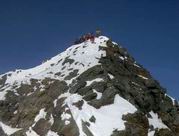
(0, 34), (179, 136)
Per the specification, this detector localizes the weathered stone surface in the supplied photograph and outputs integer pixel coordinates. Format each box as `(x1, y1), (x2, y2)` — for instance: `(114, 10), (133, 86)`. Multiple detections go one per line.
(64, 69), (79, 80)
(83, 93), (97, 101)
(78, 86), (93, 96)
(55, 72), (62, 76)
(73, 100), (84, 110)
(122, 112), (149, 129)
(62, 57), (75, 65)
(33, 119), (51, 136)
(69, 80), (86, 93)
(89, 116), (96, 123)
(154, 128), (175, 136)
(0, 75), (7, 87)
(100, 86), (118, 105)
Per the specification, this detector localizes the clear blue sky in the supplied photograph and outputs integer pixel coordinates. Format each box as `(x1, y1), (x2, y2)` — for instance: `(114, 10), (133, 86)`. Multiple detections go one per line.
(0, 0), (178, 99)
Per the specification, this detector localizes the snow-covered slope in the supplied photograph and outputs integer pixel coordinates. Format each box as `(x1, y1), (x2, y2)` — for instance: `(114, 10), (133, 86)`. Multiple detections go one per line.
(0, 36), (178, 136)
(2, 36), (108, 85)
(0, 36), (108, 101)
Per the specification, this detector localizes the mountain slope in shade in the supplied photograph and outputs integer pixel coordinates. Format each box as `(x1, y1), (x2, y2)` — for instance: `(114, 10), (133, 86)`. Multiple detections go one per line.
(0, 36), (178, 136)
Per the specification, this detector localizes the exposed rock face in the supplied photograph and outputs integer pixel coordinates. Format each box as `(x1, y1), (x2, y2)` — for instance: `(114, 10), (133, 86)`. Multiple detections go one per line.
(0, 36), (178, 136)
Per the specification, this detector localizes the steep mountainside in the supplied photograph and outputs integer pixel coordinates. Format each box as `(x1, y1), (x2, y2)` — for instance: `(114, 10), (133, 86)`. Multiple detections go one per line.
(0, 36), (178, 136)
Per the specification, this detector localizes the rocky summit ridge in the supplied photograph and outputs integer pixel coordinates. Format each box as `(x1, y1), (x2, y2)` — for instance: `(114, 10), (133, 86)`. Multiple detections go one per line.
(0, 36), (179, 136)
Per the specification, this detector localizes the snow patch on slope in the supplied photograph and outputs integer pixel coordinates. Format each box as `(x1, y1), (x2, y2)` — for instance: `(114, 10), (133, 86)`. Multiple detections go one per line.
(166, 94), (176, 105)
(93, 89), (102, 100)
(0, 90), (7, 100)
(0, 121), (21, 135)
(108, 73), (114, 79)
(61, 112), (72, 125)
(86, 78), (104, 86)
(148, 131), (155, 136)
(46, 130), (59, 136)
(148, 111), (168, 129)
(138, 75), (148, 80)
(148, 111), (168, 136)
(49, 114), (54, 126)
(63, 93), (137, 136)
(34, 108), (47, 123)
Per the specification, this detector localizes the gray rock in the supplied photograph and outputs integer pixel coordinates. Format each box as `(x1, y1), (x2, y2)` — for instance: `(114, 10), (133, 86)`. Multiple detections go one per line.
(64, 70), (79, 80)
(62, 57), (75, 65)
(33, 119), (51, 136)
(69, 81), (86, 93)
(89, 116), (96, 123)
(83, 93), (97, 101)
(0, 75), (7, 87)
(82, 121), (94, 136)
(154, 129), (175, 136)
(73, 100), (84, 110)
